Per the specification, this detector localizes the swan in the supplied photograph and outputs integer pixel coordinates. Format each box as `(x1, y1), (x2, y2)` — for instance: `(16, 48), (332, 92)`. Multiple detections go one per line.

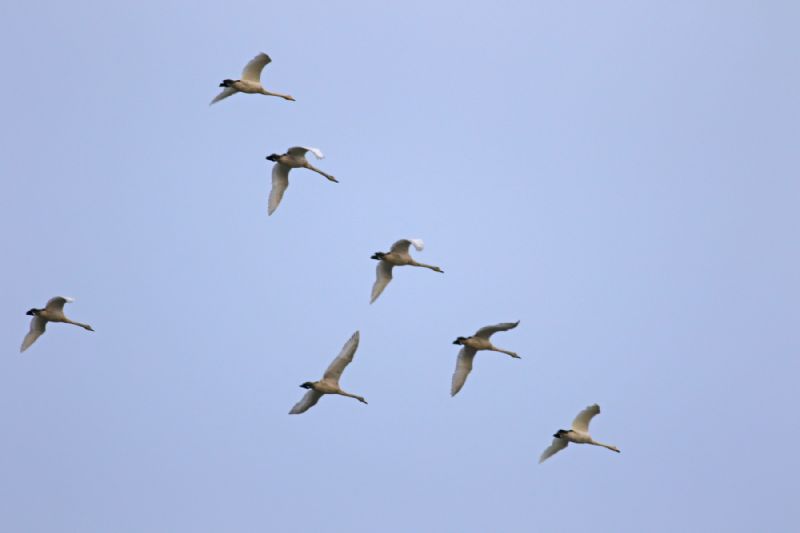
(539, 404), (621, 463)
(20, 296), (94, 352)
(266, 146), (337, 215)
(210, 52), (295, 105)
(370, 239), (444, 303)
(289, 331), (368, 414)
(450, 321), (520, 396)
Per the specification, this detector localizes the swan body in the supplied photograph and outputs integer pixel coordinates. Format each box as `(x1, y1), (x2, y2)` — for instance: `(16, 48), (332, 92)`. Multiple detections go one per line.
(266, 146), (337, 215)
(289, 331), (368, 414)
(370, 239), (444, 303)
(450, 321), (520, 396)
(539, 404), (621, 463)
(210, 53), (295, 105)
(20, 296), (94, 352)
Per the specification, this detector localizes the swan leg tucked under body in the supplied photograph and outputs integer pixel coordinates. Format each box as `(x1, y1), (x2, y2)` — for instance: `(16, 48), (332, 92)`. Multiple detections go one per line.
(20, 296), (94, 352)
(289, 331), (368, 414)
(370, 239), (444, 303)
(266, 146), (337, 216)
(210, 53), (295, 105)
(450, 321), (520, 396)
(539, 404), (621, 463)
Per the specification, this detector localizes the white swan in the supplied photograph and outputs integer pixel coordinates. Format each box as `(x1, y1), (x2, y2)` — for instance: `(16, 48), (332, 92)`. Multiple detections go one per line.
(539, 404), (621, 463)
(289, 331), (368, 414)
(266, 146), (337, 215)
(20, 296), (94, 352)
(370, 239), (444, 303)
(210, 53), (295, 105)
(450, 321), (520, 396)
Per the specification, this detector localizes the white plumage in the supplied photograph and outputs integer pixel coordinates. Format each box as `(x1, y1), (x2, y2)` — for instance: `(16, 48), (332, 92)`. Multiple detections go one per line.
(289, 331), (368, 415)
(539, 404), (621, 463)
(210, 52), (296, 105)
(267, 146), (337, 216)
(370, 238), (443, 303)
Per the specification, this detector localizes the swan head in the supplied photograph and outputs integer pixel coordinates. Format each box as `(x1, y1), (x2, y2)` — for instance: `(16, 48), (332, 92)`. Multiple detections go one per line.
(266, 154), (280, 162)
(452, 336), (467, 345)
(553, 429), (569, 439)
(25, 308), (39, 316)
(299, 382), (314, 389)
(371, 252), (386, 260)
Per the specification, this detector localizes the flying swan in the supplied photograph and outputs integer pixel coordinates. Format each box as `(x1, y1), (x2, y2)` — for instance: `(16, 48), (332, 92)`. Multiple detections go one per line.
(370, 239), (443, 303)
(450, 321), (520, 396)
(539, 404), (621, 463)
(289, 331), (368, 414)
(266, 146), (337, 215)
(210, 52), (295, 105)
(20, 296), (94, 352)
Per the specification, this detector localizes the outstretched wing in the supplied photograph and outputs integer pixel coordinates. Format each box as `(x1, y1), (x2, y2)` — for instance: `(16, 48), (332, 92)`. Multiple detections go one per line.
(242, 52), (271, 82)
(450, 346), (477, 396)
(390, 238), (424, 254)
(210, 86), (238, 105)
(474, 321), (520, 339)
(571, 404), (601, 433)
(539, 438), (569, 463)
(20, 316), (47, 353)
(45, 296), (73, 313)
(289, 389), (323, 415)
(287, 146), (324, 159)
(268, 164), (291, 216)
(323, 331), (360, 384)
(370, 261), (394, 303)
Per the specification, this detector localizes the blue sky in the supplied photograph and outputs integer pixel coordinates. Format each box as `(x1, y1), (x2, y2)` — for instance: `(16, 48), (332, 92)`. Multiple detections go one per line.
(1, 1), (798, 531)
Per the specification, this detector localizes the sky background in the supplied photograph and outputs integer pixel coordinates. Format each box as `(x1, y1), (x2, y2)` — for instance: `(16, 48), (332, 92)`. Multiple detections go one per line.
(1, 1), (798, 531)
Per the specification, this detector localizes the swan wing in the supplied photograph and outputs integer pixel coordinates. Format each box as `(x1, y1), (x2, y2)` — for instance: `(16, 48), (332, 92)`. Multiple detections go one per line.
(268, 164), (291, 216)
(450, 346), (477, 396)
(45, 296), (73, 313)
(210, 86), (238, 105)
(571, 403), (601, 433)
(241, 52), (271, 82)
(289, 389), (323, 414)
(322, 331), (360, 384)
(474, 321), (520, 339)
(390, 238), (424, 254)
(287, 146), (324, 159)
(370, 261), (394, 303)
(20, 316), (47, 353)
(539, 438), (569, 463)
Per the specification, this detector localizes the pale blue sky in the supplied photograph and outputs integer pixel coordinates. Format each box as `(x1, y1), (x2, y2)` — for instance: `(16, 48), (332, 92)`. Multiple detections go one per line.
(1, 1), (798, 532)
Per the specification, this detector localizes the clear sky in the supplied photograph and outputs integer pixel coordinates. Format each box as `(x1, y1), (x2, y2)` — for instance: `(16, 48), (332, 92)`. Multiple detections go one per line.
(1, 1), (798, 532)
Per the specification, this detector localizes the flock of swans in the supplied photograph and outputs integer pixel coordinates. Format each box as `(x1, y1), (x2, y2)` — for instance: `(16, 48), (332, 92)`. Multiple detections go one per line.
(19, 52), (620, 464)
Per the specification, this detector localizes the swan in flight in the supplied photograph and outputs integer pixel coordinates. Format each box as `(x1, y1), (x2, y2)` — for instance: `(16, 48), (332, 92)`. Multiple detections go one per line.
(450, 321), (520, 396)
(539, 404), (621, 463)
(210, 52), (295, 105)
(289, 331), (368, 414)
(266, 146), (337, 215)
(20, 296), (94, 352)
(370, 239), (444, 303)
